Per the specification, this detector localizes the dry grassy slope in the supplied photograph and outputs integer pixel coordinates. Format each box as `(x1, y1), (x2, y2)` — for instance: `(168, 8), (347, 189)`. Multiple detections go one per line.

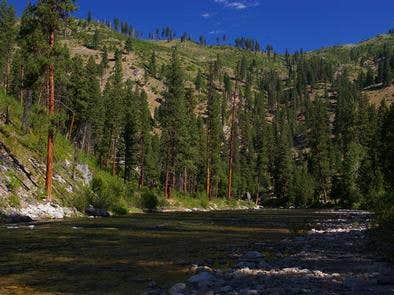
(63, 39), (164, 113)
(365, 84), (394, 105)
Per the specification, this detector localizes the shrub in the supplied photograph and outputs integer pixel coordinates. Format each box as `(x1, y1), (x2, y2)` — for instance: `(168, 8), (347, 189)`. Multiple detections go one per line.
(90, 172), (125, 210)
(111, 198), (129, 215)
(374, 191), (394, 232)
(140, 191), (159, 210)
(8, 194), (21, 208)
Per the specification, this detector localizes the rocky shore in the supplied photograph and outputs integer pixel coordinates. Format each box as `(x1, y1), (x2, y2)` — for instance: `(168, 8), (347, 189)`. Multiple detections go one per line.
(144, 211), (394, 295)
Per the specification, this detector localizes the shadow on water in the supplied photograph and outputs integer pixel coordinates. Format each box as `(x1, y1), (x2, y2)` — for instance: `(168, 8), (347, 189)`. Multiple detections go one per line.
(0, 209), (334, 295)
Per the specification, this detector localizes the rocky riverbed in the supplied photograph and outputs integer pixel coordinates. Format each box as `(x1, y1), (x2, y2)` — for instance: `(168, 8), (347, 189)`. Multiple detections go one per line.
(144, 210), (394, 295)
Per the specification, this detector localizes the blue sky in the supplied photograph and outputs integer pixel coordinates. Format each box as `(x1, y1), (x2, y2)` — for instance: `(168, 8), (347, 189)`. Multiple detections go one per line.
(9, 0), (394, 53)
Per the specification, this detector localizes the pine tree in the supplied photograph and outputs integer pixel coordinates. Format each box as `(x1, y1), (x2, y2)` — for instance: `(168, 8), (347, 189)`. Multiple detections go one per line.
(147, 51), (157, 77)
(194, 69), (203, 91)
(86, 10), (92, 23)
(379, 103), (394, 189)
(136, 89), (152, 187)
(99, 46), (109, 77)
(272, 109), (293, 204)
(90, 29), (100, 49)
(0, 0), (16, 93)
(238, 82), (256, 197)
(123, 103), (137, 182)
(289, 165), (315, 207)
(307, 97), (332, 202)
(125, 37), (133, 53)
(206, 63), (224, 199)
(253, 91), (271, 202)
(157, 49), (188, 198)
(27, 0), (76, 200)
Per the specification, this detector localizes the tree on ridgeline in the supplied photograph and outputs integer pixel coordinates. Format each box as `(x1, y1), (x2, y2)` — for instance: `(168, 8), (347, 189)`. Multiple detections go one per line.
(86, 10), (92, 23)
(125, 37), (133, 53)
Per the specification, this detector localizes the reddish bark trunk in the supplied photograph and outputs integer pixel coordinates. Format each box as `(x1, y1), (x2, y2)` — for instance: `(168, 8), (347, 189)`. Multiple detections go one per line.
(164, 169), (170, 199)
(206, 164), (211, 200)
(45, 31), (55, 201)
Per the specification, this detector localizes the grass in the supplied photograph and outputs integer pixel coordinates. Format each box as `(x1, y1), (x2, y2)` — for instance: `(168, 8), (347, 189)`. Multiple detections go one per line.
(0, 209), (324, 295)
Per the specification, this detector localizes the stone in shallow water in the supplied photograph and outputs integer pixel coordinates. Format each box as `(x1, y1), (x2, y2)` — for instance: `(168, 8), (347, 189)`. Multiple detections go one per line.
(240, 251), (263, 261)
(169, 283), (186, 295)
(220, 285), (233, 293)
(188, 271), (216, 284)
(236, 261), (256, 269)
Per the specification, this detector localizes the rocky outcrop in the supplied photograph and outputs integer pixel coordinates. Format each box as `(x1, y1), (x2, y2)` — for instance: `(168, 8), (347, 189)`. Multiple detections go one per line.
(0, 138), (93, 222)
(1, 202), (79, 223)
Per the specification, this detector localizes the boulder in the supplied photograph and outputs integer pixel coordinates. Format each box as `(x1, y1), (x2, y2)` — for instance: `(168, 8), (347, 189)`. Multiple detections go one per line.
(85, 205), (110, 217)
(5, 214), (34, 223)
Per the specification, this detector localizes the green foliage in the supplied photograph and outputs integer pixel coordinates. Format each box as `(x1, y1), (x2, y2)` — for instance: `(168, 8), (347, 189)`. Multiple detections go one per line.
(70, 172), (129, 215)
(140, 191), (159, 210)
(289, 166), (316, 207)
(85, 29), (100, 49)
(5, 172), (21, 192)
(8, 193), (20, 208)
(373, 191), (394, 232)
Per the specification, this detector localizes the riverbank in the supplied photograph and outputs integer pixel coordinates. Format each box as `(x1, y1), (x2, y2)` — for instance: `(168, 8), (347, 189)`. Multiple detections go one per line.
(0, 196), (258, 223)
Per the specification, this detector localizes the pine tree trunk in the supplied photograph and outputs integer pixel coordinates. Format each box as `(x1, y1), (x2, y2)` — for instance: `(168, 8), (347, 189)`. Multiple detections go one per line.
(67, 112), (75, 140)
(206, 164), (211, 200)
(112, 138), (117, 176)
(81, 124), (88, 151)
(5, 105), (10, 125)
(183, 168), (187, 193)
(45, 30), (55, 201)
(164, 169), (170, 199)
(171, 172), (175, 195)
(4, 61), (10, 95)
(22, 90), (32, 132)
(139, 142), (145, 188)
(19, 66), (24, 106)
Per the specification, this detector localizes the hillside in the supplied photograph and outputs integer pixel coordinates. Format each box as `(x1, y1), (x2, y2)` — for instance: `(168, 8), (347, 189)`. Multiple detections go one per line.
(1, 10), (394, 221)
(63, 19), (394, 109)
